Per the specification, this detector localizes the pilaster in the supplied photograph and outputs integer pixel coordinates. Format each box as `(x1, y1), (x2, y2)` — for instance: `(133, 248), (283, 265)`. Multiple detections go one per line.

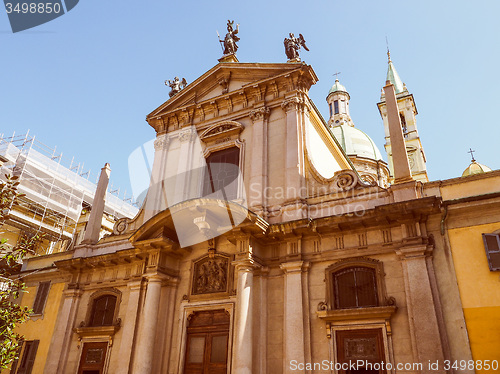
(131, 274), (167, 374)
(144, 133), (171, 220)
(248, 106), (270, 217)
(232, 259), (259, 374)
(43, 288), (83, 374)
(280, 261), (309, 374)
(396, 244), (446, 372)
(116, 280), (143, 374)
(281, 97), (308, 221)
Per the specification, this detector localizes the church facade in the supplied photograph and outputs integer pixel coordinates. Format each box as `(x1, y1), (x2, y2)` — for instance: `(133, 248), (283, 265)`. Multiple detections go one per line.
(6, 48), (500, 374)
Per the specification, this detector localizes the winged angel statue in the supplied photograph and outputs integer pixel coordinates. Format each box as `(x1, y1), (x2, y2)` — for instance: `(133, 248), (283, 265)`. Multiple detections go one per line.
(165, 77), (188, 97)
(284, 33), (309, 61)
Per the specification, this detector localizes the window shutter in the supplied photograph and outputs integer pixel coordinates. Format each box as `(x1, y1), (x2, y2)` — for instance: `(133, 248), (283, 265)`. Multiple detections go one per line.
(24, 340), (39, 374)
(483, 234), (500, 271)
(32, 282), (50, 314)
(9, 345), (22, 374)
(90, 295), (117, 326)
(334, 267), (378, 309)
(16, 340), (39, 374)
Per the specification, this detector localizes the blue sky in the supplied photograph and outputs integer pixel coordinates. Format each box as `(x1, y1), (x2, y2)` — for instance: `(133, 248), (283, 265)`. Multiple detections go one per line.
(1, 0), (499, 202)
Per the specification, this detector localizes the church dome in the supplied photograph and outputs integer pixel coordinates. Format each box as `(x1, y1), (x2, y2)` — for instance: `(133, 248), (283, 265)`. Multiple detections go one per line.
(331, 124), (384, 161)
(462, 160), (492, 177)
(328, 79), (348, 96)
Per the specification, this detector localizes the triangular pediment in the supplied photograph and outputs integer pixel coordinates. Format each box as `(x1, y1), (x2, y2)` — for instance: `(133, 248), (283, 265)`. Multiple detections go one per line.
(147, 62), (317, 120)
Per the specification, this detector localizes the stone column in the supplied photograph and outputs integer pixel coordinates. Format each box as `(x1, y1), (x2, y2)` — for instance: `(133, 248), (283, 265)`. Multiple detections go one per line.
(132, 275), (163, 374)
(280, 261), (306, 374)
(232, 261), (255, 374)
(115, 280), (142, 374)
(281, 98), (306, 221)
(144, 134), (170, 221)
(248, 106), (270, 215)
(397, 245), (446, 373)
(173, 127), (199, 205)
(43, 288), (82, 374)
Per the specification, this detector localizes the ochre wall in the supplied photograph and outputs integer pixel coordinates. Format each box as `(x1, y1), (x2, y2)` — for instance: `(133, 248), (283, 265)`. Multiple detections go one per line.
(4, 282), (65, 374)
(448, 223), (500, 369)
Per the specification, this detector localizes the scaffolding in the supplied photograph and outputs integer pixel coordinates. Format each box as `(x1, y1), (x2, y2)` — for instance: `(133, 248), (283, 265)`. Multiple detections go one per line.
(0, 131), (139, 252)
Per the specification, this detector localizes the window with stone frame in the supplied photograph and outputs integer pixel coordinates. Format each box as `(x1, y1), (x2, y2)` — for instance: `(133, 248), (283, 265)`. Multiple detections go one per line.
(482, 233), (500, 271)
(333, 267), (378, 309)
(88, 294), (117, 327)
(32, 281), (50, 315)
(202, 147), (240, 201)
(10, 339), (39, 374)
(325, 258), (389, 311)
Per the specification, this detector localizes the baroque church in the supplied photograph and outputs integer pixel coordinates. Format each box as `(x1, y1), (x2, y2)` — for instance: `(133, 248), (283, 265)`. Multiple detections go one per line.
(6, 25), (500, 374)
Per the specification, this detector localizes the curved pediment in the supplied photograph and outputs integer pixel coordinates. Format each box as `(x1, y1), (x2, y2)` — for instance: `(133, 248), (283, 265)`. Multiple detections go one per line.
(130, 198), (268, 251)
(200, 121), (244, 142)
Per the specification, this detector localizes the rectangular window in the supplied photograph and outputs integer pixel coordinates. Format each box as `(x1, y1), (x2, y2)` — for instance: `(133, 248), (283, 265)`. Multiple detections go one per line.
(32, 281), (50, 315)
(329, 103), (333, 117)
(340, 100), (346, 113)
(483, 234), (500, 271)
(13, 340), (39, 374)
(399, 112), (407, 133)
(202, 147), (240, 201)
(334, 100), (339, 115)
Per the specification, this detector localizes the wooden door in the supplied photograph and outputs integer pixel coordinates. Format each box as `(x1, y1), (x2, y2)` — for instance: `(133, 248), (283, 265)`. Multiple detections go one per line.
(184, 309), (230, 374)
(336, 329), (385, 374)
(77, 342), (108, 374)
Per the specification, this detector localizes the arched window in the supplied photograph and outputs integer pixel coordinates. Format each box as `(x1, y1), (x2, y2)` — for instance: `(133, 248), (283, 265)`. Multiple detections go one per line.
(89, 294), (117, 326)
(333, 266), (378, 309)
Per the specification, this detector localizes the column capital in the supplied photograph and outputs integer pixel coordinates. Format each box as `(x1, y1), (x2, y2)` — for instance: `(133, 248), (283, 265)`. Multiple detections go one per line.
(178, 126), (198, 143)
(280, 260), (309, 274)
(144, 272), (172, 284)
(396, 244), (433, 260)
(281, 97), (301, 112)
(232, 258), (261, 272)
(62, 288), (83, 298)
(127, 280), (143, 291)
(249, 106), (270, 122)
(153, 133), (170, 150)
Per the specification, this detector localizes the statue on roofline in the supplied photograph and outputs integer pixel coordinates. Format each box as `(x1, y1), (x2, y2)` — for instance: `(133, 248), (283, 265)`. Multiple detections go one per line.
(219, 20), (240, 55)
(284, 33), (309, 61)
(165, 76), (187, 97)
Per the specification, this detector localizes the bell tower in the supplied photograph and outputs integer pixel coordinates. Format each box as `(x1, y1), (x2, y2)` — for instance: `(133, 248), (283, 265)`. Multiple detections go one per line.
(327, 79), (353, 127)
(377, 52), (428, 183)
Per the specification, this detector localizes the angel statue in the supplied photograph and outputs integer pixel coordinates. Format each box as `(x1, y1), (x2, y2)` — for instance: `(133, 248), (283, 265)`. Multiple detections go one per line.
(219, 20), (240, 55)
(165, 76), (187, 97)
(284, 33), (310, 61)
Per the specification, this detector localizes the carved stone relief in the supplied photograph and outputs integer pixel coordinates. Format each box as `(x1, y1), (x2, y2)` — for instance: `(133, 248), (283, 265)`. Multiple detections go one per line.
(192, 255), (229, 295)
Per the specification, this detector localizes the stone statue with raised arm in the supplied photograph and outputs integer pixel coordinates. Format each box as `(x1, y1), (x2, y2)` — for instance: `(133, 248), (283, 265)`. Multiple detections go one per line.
(284, 33), (310, 61)
(165, 76), (187, 97)
(220, 20), (240, 55)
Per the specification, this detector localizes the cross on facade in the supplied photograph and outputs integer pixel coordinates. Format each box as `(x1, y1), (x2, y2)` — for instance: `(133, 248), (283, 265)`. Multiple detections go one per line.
(468, 148), (476, 162)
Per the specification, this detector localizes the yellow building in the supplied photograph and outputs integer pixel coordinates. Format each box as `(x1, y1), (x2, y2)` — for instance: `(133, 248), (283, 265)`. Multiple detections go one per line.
(425, 163), (500, 371)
